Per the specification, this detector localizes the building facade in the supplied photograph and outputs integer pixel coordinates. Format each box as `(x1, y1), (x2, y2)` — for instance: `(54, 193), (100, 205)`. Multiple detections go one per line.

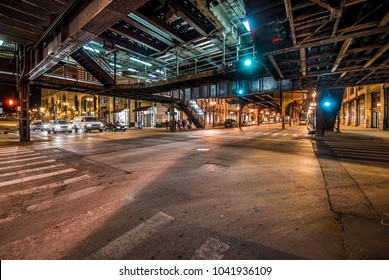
(341, 83), (389, 130)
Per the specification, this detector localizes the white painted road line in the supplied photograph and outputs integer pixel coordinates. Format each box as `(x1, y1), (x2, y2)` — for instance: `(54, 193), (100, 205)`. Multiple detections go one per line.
(0, 159), (56, 171)
(27, 186), (103, 212)
(191, 237), (230, 260)
(0, 153), (41, 159)
(0, 168), (76, 187)
(0, 174), (90, 200)
(88, 212), (174, 260)
(0, 156), (47, 165)
(0, 150), (35, 156)
(0, 164), (65, 177)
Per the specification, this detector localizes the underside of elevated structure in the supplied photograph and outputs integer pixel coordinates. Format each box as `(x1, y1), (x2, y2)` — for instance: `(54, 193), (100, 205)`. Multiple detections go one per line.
(0, 0), (388, 141)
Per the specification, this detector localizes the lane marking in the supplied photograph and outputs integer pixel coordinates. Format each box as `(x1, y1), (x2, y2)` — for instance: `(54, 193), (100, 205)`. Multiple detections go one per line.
(0, 153), (41, 159)
(0, 150), (35, 156)
(27, 186), (103, 212)
(0, 156), (47, 165)
(191, 237), (230, 260)
(88, 212), (174, 260)
(0, 164), (65, 177)
(0, 168), (76, 187)
(0, 174), (90, 200)
(0, 160), (56, 171)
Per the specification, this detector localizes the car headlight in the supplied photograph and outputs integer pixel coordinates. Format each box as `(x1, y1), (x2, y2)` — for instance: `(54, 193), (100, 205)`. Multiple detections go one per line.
(86, 124), (91, 127)
(44, 124), (48, 128)
(54, 125), (60, 129)
(68, 125), (72, 129)
(100, 124), (104, 127)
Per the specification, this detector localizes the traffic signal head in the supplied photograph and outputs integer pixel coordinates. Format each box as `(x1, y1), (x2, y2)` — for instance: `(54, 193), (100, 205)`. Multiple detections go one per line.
(8, 99), (15, 106)
(244, 59), (252, 67)
(324, 101), (331, 107)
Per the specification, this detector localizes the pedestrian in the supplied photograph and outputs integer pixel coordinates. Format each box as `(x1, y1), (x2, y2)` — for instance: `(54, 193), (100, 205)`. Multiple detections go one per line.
(182, 119), (186, 130)
(165, 119), (169, 130)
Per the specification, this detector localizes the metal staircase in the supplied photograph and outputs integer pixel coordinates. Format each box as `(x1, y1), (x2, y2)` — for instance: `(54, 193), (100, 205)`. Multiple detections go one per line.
(179, 100), (205, 128)
(71, 49), (115, 87)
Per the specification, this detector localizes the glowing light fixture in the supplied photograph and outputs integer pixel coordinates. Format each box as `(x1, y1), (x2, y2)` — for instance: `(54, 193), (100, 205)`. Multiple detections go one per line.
(244, 59), (252, 67)
(127, 68), (138, 72)
(109, 63), (121, 68)
(0, 40), (3, 46)
(130, 57), (152, 67)
(243, 20), (251, 32)
(324, 101), (331, 107)
(83, 46), (100, 53)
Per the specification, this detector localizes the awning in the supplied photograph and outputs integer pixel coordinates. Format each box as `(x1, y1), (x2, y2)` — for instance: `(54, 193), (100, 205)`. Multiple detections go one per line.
(133, 106), (152, 112)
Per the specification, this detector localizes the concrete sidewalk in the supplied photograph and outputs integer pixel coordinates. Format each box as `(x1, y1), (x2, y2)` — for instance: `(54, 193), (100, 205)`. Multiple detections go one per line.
(313, 126), (389, 259)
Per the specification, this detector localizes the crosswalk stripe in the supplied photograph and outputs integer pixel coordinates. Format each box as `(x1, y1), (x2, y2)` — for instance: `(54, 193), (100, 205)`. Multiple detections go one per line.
(0, 168), (76, 187)
(0, 147), (30, 152)
(88, 212), (174, 260)
(0, 156), (47, 165)
(0, 164), (65, 177)
(0, 159), (56, 171)
(27, 186), (103, 212)
(0, 153), (41, 159)
(0, 174), (90, 200)
(0, 150), (34, 156)
(191, 237), (230, 260)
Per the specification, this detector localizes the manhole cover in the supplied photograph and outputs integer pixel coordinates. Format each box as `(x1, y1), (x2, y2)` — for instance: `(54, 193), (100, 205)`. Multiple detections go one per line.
(201, 163), (229, 173)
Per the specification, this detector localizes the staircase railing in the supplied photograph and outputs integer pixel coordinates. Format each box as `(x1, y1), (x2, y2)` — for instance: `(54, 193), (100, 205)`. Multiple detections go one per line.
(179, 100), (205, 128)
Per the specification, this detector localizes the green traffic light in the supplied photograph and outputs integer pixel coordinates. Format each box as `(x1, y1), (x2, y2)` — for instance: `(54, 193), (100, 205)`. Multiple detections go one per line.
(244, 59), (252, 67)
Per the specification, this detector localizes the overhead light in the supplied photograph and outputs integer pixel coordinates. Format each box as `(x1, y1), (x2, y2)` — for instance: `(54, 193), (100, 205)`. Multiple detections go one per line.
(130, 57), (152, 67)
(201, 43), (214, 49)
(156, 69), (164, 74)
(0, 40), (3, 46)
(194, 40), (212, 47)
(109, 63), (121, 68)
(127, 68), (138, 72)
(83, 45), (100, 53)
(243, 20), (251, 32)
(148, 74), (157, 78)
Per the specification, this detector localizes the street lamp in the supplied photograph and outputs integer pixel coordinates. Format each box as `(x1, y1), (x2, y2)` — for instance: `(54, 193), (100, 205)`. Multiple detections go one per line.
(210, 100), (216, 127)
(86, 97), (93, 115)
(40, 107), (45, 122)
(63, 102), (68, 119)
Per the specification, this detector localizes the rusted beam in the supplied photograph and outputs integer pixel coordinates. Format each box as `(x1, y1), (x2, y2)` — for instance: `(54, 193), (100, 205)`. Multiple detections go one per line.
(264, 26), (389, 56)
(378, 11), (389, 27)
(123, 17), (175, 47)
(133, 12), (186, 44)
(363, 42), (389, 68)
(331, 38), (353, 72)
(309, 0), (336, 14)
(299, 48), (307, 76)
(110, 23), (165, 53)
(27, 0), (151, 81)
(344, 0), (369, 7)
(268, 55), (285, 79)
(331, 0), (346, 37)
(284, 0), (297, 45)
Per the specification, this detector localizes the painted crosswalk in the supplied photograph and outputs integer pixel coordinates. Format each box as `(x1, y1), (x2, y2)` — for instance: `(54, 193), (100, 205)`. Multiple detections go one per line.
(0, 146), (233, 260)
(325, 141), (389, 162)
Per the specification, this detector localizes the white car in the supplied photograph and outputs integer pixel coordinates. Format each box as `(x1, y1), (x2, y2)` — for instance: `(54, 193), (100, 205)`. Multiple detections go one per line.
(47, 120), (73, 134)
(72, 116), (104, 133)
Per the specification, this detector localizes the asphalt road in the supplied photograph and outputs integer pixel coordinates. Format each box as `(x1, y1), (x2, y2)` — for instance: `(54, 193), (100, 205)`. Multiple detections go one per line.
(0, 123), (388, 260)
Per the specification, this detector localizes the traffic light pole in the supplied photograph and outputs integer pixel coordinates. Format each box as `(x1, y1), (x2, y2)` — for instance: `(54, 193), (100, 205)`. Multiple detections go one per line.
(18, 79), (30, 143)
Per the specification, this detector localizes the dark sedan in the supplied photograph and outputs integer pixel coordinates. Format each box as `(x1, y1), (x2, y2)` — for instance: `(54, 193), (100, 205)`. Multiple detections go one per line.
(104, 122), (127, 132)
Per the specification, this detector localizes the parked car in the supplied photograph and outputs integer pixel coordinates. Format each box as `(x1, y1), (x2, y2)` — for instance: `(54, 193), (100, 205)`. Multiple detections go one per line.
(104, 122), (127, 132)
(72, 116), (104, 133)
(30, 121), (48, 131)
(224, 119), (237, 128)
(242, 120), (251, 127)
(47, 120), (73, 134)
